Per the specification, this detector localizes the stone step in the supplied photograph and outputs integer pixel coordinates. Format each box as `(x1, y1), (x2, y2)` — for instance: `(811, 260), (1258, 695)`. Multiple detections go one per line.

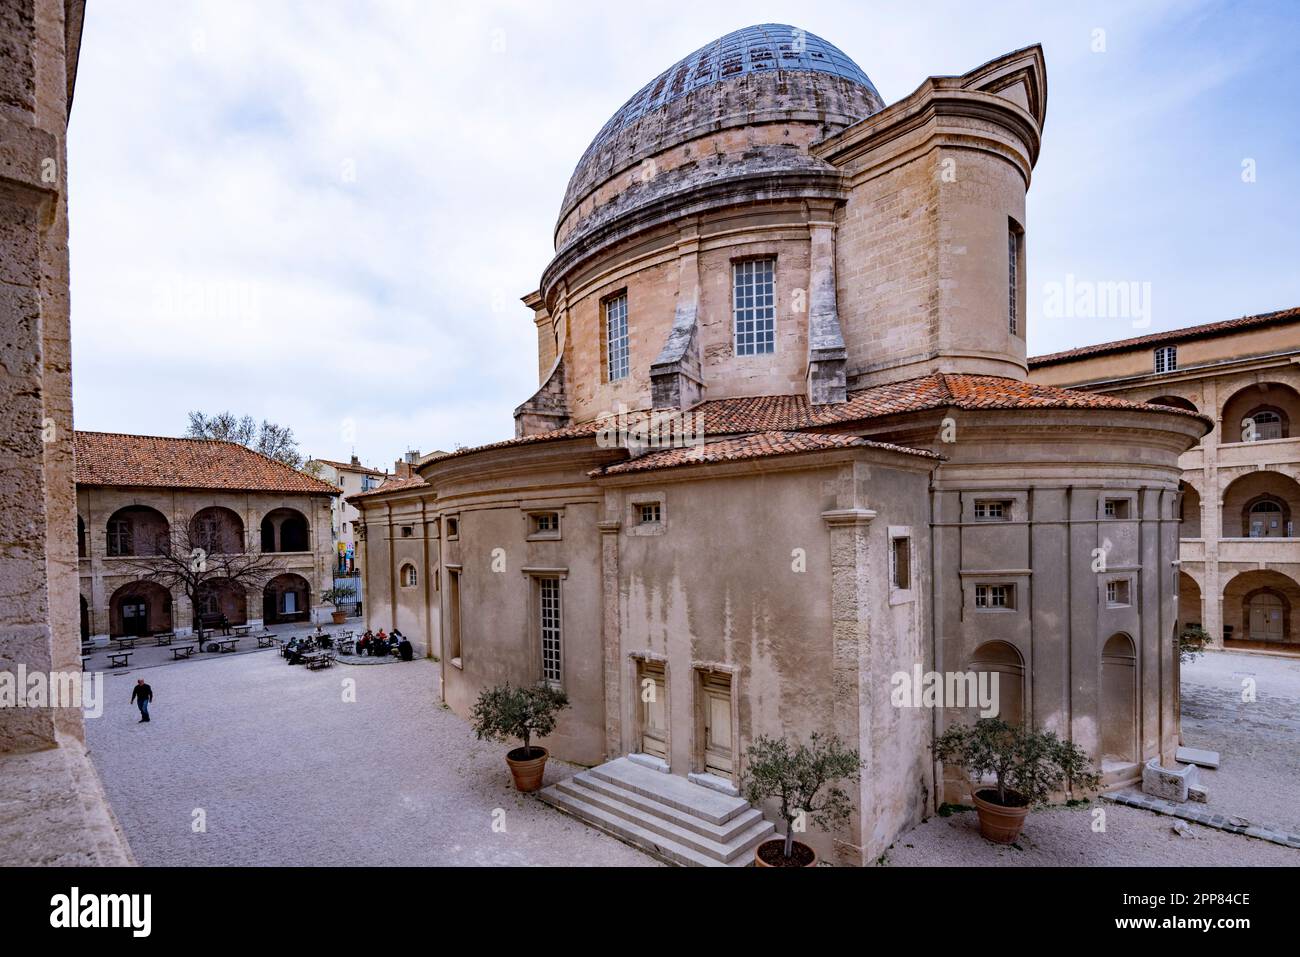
(555, 776), (772, 860)
(538, 782), (774, 867)
(586, 756), (749, 826)
(568, 770), (764, 843)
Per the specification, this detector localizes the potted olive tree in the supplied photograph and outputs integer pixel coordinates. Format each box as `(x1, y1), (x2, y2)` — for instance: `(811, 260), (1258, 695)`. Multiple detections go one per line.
(470, 684), (570, 792)
(932, 717), (1100, 844)
(320, 587), (349, 625)
(741, 732), (862, 867)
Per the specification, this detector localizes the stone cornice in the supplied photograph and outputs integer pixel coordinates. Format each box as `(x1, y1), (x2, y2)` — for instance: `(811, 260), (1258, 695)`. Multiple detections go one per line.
(821, 507), (877, 528)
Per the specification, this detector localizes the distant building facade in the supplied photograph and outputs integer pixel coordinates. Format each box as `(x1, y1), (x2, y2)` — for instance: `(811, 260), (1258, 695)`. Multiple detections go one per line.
(1030, 308), (1300, 652)
(77, 432), (339, 640)
(308, 455), (387, 573)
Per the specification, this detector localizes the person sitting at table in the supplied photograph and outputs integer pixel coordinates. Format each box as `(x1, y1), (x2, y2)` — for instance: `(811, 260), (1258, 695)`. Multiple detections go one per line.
(397, 636), (413, 661)
(376, 628), (388, 642)
(357, 632), (371, 655)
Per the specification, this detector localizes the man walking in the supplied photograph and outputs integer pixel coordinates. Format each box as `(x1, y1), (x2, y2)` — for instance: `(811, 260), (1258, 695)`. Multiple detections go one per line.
(130, 678), (153, 723)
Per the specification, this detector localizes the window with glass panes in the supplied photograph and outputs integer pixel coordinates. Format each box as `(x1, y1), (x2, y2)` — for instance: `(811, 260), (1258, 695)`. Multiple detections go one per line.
(539, 577), (562, 686)
(1008, 229), (1018, 335)
(605, 293), (629, 381)
(733, 259), (775, 355)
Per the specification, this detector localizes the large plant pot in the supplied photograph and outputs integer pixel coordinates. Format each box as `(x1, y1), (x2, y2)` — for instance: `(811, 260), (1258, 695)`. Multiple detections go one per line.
(754, 838), (818, 868)
(972, 788), (1029, 844)
(330, 610), (347, 625)
(506, 746), (549, 792)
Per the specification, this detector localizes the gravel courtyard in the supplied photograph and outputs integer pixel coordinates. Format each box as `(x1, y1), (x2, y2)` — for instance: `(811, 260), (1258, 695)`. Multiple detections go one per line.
(886, 650), (1300, 866)
(85, 650), (657, 866)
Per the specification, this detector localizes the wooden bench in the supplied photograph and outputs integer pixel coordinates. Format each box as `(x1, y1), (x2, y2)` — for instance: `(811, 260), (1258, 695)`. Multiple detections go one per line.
(255, 633), (277, 648)
(113, 636), (138, 651)
(171, 645), (196, 660)
(305, 654), (334, 671)
(198, 613), (230, 635)
(107, 651), (132, 668)
(233, 625), (253, 637)
(216, 638), (239, 653)
(154, 632), (175, 647)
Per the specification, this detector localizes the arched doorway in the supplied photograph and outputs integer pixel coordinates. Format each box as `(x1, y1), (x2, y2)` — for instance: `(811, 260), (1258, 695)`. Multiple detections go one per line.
(264, 573), (311, 624)
(1100, 633), (1137, 763)
(1221, 471), (1300, 537)
(1245, 589), (1287, 642)
(1223, 570), (1300, 647)
(105, 505), (170, 556)
(194, 578), (249, 628)
(968, 640), (1025, 726)
(261, 508), (309, 553)
(1177, 571), (1202, 634)
(1221, 382), (1300, 443)
(1244, 496), (1289, 538)
(190, 507), (245, 554)
(1178, 482), (1201, 538)
(108, 581), (173, 636)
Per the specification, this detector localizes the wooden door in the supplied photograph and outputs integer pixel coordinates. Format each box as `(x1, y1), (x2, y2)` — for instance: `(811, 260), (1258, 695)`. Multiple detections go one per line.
(701, 671), (734, 778)
(1250, 594), (1284, 640)
(122, 601), (148, 636)
(639, 662), (667, 759)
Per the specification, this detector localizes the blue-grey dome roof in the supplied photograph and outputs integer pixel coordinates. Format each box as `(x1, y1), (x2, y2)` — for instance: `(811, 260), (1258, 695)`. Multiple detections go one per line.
(591, 24), (880, 143)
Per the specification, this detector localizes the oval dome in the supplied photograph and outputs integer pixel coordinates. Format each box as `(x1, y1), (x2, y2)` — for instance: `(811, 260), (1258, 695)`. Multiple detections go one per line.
(557, 24), (884, 248)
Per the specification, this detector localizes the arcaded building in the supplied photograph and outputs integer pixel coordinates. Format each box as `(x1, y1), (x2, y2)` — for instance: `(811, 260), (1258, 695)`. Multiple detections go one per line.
(353, 25), (1206, 865)
(1031, 307), (1300, 653)
(77, 432), (340, 640)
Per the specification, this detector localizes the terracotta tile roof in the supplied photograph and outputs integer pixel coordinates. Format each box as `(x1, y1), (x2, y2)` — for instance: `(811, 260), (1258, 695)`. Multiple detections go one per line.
(373, 372), (1205, 487)
(310, 457), (387, 476)
(75, 431), (340, 495)
(594, 431), (939, 476)
(347, 474), (427, 503)
(1028, 306), (1300, 367)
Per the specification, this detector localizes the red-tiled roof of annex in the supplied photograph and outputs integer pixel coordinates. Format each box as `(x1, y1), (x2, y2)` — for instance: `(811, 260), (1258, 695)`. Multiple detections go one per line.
(347, 474), (427, 503)
(345, 372), (1205, 497)
(1028, 306), (1300, 367)
(310, 457), (388, 476)
(75, 431), (340, 495)
(594, 431), (940, 476)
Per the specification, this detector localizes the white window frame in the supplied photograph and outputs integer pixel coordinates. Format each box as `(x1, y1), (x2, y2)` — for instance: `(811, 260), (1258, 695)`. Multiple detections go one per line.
(974, 583), (1015, 611)
(539, 576), (562, 688)
(1154, 345), (1177, 374)
(732, 258), (776, 356)
(974, 500), (1011, 521)
(1106, 578), (1131, 607)
(400, 563), (418, 588)
(526, 510), (562, 541)
(605, 292), (629, 382)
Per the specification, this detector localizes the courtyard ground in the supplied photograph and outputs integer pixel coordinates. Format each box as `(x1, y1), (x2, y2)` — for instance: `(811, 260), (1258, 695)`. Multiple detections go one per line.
(85, 649), (656, 866)
(885, 649), (1300, 866)
(86, 646), (1297, 867)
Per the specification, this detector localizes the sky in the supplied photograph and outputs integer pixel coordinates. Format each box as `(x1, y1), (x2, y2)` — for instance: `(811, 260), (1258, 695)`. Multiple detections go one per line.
(68, 0), (1300, 468)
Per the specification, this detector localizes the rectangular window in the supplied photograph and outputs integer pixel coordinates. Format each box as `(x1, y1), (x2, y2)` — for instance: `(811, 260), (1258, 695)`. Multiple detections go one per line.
(445, 516), (459, 539)
(637, 502), (662, 525)
(975, 583), (1015, 610)
(1008, 229), (1018, 336)
(447, 569), (462, 664)
(974, 500), (1010, 521)
(539, 577), (562, 686)
(733, 258), (776, 355)
(1154, 345), (1177, 374)
(400, 525), (413, 538)
(1106, 579), (1130, 605)
(891, 537), (911, 590)
(605, 293), (629, 382)
(530, 511), (560, 537)
(107, 519), (132, 557)
(1104, 499), (1130, 519)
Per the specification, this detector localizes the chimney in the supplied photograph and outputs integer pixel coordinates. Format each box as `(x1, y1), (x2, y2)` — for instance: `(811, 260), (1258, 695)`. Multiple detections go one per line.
(350, 454), (360, 467)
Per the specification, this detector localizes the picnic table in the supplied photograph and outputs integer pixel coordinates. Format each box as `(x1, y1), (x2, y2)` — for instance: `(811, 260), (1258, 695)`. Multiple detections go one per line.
(113, 636), (138, 651)
(171, 645), (196, 660)
(255, 633), (277, 648)
(215, 637), (240, 654)
(304, 653), (334, 671)
(154, 632), (175, 647)
(107, 651), (132, 668)
(232, 625), (253, 637)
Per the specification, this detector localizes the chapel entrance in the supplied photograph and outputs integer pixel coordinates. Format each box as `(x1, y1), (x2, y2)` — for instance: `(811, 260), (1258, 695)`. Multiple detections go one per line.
(637, 660), (667, 760)
(698, 670), (734, 780)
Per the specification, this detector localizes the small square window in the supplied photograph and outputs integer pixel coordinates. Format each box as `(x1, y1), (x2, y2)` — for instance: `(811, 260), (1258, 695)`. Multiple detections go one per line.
(636, 502), (662, 526)
(1104, 499), (1130, 519)
(1106, 579), (1130, 606)
(445, 516), (460, 539)
(891, 537), (911, 590)
(974, 500), (1011, 521)
(975, 583), (1015, 610)
(528, 511), (561, 539)
(400, 525), (413, 538)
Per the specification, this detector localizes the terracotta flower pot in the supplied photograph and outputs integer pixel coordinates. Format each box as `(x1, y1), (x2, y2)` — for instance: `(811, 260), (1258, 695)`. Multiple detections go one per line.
(754, 838), (818, 867)
(506, 746), (549, 792)
(331, 610), (347, 625)
(972, 788), (1030, 844)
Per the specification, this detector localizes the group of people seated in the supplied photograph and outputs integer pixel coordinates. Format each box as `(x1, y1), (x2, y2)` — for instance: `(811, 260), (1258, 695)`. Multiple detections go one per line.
(356, 628), (414, 661)
(283, 635), (321, 666)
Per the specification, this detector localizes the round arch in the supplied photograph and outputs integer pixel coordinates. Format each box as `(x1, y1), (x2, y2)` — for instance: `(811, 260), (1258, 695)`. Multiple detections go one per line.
(191, 506), (245, 554)
(1222, 569), (1300, 647)
(968, 640), (1025, 726)
(1100, 633), (1137, 764)
(1179, 481), (1202, 539)
(194, 577), (249, 628)
(1147, 395), (1198, 413)
(1221, 381), (1300, 443)
(108, 580), (173, 636)
(105, 505), (170, 557)
(1221, 471), (1300, 537)
(264, 572), (311, 624)
(261, 508), (309, 553)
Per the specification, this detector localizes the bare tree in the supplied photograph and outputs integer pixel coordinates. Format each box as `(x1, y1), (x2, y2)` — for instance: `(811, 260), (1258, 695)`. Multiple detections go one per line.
(185, 411), (305, 469)
(121, 514), (287, 643)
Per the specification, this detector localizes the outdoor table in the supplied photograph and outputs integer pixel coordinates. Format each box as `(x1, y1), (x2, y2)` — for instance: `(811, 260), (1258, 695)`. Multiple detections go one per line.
(107, 651), (131, 668)
(171, 645), (196, 660)
(113, 636), (138, 651)
(233, 625), (252, 637)
(256, 633), (277, 648)
(216, 638), (239, 653)
(154, 633), (175, 646)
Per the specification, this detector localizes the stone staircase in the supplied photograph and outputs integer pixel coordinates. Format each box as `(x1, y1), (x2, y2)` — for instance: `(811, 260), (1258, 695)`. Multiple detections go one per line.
(538, 756), (775, 866)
